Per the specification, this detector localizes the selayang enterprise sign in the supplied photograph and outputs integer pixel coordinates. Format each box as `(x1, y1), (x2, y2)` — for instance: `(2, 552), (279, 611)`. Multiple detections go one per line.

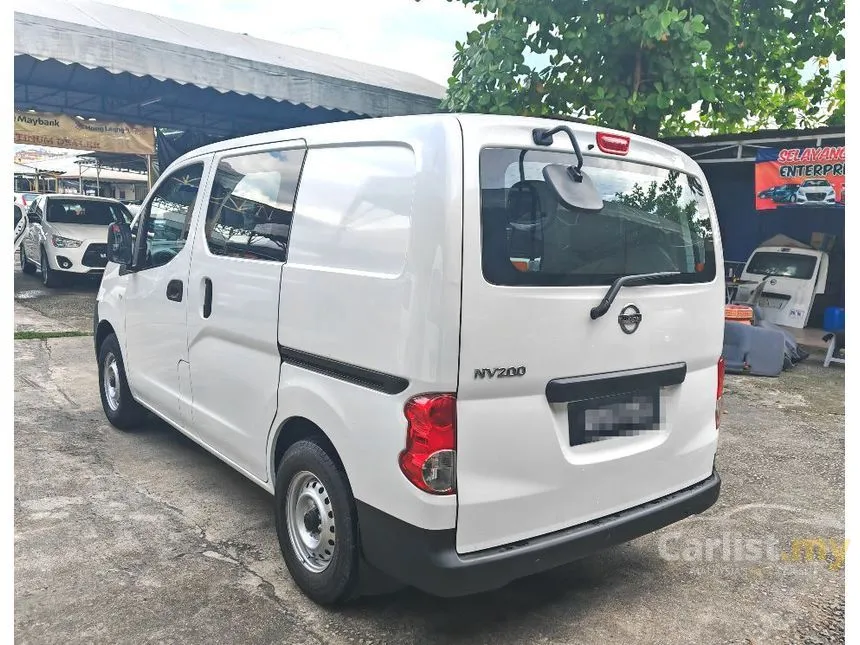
(754, 146), (845, 211)
(776, 146), (845, 179)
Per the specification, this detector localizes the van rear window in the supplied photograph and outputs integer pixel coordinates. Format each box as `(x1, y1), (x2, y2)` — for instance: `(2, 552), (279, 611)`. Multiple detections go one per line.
(479, 148), (716, 286)
(746, 252), (817, 280)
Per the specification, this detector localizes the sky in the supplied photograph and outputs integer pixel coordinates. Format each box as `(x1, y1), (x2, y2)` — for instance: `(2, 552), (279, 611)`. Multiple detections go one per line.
(98, 0), (484, 87)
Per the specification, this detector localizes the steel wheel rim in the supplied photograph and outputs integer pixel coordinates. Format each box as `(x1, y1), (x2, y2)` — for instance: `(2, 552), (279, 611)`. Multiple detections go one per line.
(103, 351), (121, 412)
(286, 470), (335, 573)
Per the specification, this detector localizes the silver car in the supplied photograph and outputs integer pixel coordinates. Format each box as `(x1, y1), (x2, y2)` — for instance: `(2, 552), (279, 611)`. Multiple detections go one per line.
(795, 179), (836, 205)
(19, 195), (132, 287)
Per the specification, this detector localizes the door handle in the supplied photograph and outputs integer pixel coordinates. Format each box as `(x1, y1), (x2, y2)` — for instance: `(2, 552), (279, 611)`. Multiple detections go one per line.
(202, 277), (213, 318)
(166, 279), (184, 302)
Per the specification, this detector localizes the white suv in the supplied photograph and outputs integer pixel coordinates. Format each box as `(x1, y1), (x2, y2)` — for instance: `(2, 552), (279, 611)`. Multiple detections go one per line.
(94, 114), (725, 605)
(19, 195), (132, 287)
(795, 179), (836, 205)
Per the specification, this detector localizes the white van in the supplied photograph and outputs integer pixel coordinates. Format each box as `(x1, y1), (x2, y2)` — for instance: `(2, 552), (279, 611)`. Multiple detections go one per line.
(735, 239), (829, 329)
(94, 114), (725, 604)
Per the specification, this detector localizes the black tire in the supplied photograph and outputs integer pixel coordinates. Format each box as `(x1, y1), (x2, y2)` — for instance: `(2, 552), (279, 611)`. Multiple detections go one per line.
(41, 248), (63, 288)
(275, 440), (361, 605)
(97, 333), (146, 430)
(20, 245), (36, 274)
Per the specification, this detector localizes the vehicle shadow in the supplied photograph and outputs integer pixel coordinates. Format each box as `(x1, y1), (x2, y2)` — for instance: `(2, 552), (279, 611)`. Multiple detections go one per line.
(133, 415), (656, 638)
(339, 547), (656, 640)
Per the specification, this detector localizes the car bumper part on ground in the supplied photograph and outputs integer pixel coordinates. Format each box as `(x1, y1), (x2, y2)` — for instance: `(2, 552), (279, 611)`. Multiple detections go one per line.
(357, 470), (721, 598)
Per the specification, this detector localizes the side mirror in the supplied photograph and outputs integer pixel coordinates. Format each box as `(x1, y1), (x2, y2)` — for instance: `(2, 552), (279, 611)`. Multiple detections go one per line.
(107, 221), (134, 266)
(542, 164), (605, 212)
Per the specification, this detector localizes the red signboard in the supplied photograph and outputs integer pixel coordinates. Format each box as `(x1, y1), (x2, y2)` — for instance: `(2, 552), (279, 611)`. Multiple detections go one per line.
(754, 146), (845, 211)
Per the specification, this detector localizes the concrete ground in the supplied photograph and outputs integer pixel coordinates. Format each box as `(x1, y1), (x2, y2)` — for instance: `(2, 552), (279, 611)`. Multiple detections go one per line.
(14, 259), (845, 645)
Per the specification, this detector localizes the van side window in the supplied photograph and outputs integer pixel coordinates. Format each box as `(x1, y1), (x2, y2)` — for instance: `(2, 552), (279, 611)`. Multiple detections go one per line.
(135, 163), (204, 270)
(204, 148), (306, 263)
(285, 145), (415, 276)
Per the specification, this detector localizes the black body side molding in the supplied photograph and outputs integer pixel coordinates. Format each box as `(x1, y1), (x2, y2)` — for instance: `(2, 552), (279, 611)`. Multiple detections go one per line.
(279, 346), (409, 395)
(546, 362), (687, 403)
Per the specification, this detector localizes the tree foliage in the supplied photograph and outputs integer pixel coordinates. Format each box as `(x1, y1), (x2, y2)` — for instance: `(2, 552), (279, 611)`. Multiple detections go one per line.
(433, 0), (844, 136)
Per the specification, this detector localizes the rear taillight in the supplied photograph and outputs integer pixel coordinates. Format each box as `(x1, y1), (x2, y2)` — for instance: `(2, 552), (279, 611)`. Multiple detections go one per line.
(716, 357), (726, 428)
(399, 393), (456, 495)
(596, 132), (630, 155)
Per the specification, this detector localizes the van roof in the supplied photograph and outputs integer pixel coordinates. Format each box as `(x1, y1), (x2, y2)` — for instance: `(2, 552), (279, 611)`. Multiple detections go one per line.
(173, 113), (700, 175)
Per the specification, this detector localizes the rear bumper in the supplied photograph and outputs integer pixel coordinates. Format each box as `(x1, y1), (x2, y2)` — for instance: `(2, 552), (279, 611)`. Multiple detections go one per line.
(357, 470), (720, 597)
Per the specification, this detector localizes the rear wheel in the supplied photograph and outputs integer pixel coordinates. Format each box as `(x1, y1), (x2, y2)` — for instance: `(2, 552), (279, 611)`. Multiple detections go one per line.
(275, 440), (361, 605)
(20, 245), (36, 274)
(98, 333), (146, 430)
(41, 248), (63, 288)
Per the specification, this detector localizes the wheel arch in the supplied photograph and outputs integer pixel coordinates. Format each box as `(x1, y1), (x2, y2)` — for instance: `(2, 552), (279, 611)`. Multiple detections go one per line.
(270, 415), (348, 488)
(95, 320), (117, 354)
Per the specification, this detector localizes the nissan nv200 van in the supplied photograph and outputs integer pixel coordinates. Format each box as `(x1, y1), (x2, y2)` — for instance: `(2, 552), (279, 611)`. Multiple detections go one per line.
(95, 114), (725, 605)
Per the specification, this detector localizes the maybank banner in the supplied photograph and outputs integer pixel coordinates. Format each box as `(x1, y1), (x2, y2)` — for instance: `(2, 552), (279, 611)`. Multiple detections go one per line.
(755, 146), (845, 211)
(14, 110), (155, 155)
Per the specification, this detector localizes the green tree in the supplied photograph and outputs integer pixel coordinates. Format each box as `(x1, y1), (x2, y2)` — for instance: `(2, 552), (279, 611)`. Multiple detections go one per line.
(433, 0), (844, 137)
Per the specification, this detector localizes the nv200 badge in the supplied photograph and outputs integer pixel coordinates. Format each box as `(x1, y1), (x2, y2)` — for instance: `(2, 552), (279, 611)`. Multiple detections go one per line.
(474, 366), (527, 379)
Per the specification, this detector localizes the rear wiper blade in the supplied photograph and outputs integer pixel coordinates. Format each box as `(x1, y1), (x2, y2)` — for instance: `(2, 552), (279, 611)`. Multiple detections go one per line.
(590, 272), (680, 320)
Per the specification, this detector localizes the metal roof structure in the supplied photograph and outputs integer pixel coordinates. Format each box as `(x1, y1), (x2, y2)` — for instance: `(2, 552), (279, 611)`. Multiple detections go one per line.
(663, 126), (844, 165)
(14, 0), (444, 137)
(20, 156), (148, 183)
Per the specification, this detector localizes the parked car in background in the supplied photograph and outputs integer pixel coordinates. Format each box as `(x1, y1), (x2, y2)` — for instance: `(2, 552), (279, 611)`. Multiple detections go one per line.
(795, 179), (836, 205)
(19, 194), (133, 287)
(14, 191), (40, 210)
(14, 204), (27, 250)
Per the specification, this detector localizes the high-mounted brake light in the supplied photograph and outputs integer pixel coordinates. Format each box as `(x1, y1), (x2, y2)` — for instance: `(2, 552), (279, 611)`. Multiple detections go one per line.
(399, 393), (456, 495)
(596, 132), (630, 155)
(716, 356), (726, 429)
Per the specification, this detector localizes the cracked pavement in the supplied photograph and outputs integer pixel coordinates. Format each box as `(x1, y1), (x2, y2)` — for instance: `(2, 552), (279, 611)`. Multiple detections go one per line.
(14, 261), (845, 644)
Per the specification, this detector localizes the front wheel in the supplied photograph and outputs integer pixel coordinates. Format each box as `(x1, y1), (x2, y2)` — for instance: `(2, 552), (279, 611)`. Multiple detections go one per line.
(41, 248), (63, 288)
(275, 440), (361, 605)
(98, 333), (146, 430)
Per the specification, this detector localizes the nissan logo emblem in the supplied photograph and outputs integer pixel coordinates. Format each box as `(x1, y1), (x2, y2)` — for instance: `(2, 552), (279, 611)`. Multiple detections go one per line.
(618, 304), (642, 334)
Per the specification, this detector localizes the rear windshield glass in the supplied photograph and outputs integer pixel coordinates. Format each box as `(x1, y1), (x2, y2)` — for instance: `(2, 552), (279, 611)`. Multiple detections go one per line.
(745, 251), (817, 280)
(45, 199), (130, 226)
(479, 148), (716, 286)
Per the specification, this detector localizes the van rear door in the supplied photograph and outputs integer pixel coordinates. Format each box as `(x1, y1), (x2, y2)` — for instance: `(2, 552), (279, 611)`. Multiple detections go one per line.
(454, 120), (724, 554)
(740, 247), (824, 328)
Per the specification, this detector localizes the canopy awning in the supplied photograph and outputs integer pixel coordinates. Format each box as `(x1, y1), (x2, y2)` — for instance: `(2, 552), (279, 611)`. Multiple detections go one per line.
(14, 0), (444, 137)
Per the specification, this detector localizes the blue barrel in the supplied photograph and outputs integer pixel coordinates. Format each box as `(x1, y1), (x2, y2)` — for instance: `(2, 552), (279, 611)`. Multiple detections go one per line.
(824, 306), (845, 332)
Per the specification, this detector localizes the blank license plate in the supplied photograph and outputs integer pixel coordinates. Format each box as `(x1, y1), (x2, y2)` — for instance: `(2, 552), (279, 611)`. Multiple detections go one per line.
(568, 390), (660, 446)
(759, 297), (786, 310)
